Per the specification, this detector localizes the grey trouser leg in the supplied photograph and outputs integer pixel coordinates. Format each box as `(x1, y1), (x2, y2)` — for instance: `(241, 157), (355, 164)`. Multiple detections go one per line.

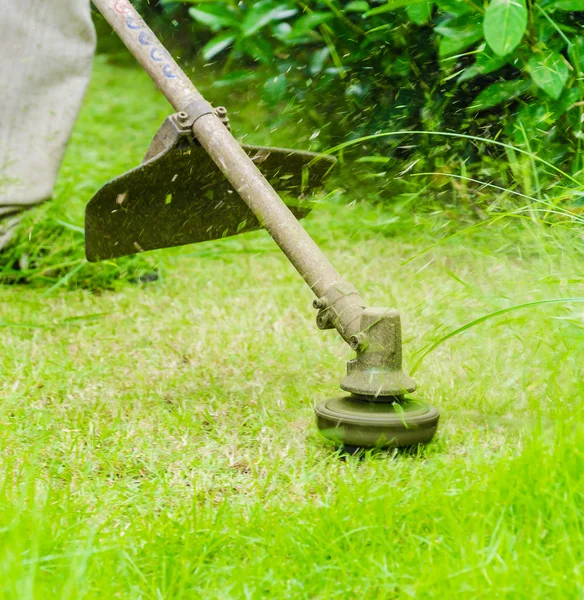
(0, 0), (96, 249)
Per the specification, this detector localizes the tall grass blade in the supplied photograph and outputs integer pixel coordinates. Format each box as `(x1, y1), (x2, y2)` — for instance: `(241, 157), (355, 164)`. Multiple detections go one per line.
(411, 298), (584, 374)
(322, 131), (583, 187)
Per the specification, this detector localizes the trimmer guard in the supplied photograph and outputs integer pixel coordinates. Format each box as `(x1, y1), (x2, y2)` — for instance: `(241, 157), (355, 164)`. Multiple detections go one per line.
(85, 119), (336, 262)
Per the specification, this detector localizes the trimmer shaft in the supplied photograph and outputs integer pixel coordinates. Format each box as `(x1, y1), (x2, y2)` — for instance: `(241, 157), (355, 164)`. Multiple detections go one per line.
(90, 0), (440, 454)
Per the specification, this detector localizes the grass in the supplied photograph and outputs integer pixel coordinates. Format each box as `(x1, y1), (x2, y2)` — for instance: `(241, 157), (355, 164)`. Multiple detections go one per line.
(0, 55), (584, 598)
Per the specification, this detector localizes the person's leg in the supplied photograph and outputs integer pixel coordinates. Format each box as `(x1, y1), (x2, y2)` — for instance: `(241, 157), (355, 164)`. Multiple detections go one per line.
(0, 0), (96, 249)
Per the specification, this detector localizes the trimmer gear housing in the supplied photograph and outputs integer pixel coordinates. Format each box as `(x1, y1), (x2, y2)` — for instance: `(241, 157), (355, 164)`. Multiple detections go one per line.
(342, 307), (417, 397)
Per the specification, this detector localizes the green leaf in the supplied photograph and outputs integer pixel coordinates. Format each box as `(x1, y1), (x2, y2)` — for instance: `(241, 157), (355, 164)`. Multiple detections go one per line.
(470, 79), (531, 110)
(291, 12), (333, 32)
(364, 0), (426, 17)
(212, 70), (260, 88)
(263, 74), (288, 105)
(239, 37), (274, 64)
(528, 51), (570, 100)
(483, 0), (528, 57)
(436, 15), (484, 57)
(241, 3), (297, 37)
(345, 1), (370, 12)
(309, 47), (330, 75)
(552, 0), (584, 9)
(202, 32), (235, 60)
(188, 6), (239, 31)
(274, 23), (318, 45)
(550, 86), (581, 119)
(435, 0), (474, 14)
(568, 37), (584, 71)
(406, 1), (434, 24)
(458, 45), (508, 82)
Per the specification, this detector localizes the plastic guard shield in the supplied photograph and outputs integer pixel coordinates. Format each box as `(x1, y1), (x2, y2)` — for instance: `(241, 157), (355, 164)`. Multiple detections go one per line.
(85, 142), (336, 262)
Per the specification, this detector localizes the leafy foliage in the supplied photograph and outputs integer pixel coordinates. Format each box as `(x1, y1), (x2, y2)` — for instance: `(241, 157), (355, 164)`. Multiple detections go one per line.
(154, 0), (584, 181)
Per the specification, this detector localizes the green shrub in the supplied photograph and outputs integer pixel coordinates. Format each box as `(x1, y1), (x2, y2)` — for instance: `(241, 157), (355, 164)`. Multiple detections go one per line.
(161, 0), (583, 181)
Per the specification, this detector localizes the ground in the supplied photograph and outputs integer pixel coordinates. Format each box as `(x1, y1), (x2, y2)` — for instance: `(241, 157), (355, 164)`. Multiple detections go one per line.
(0, 57), (583, 599)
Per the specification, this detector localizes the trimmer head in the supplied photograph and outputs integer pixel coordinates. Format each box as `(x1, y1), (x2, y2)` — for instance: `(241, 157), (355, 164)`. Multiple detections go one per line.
(316, 395), (439, 448)
(313, 307), (439, 449)
(85, 113), (336, 261)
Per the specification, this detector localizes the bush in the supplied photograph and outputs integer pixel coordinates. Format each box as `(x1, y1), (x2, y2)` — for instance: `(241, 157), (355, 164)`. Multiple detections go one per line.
(155, 0), (583, 184)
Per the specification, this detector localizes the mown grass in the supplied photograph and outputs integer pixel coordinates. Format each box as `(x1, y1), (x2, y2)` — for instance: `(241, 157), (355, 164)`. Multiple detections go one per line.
(0, 56), (583, 598)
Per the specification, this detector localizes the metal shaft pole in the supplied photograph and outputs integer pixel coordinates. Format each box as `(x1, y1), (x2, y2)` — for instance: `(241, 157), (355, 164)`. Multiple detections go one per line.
(92, 0), (365, 340)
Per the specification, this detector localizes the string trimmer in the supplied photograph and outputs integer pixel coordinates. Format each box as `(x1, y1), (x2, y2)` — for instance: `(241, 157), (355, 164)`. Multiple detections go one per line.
(87, 0), (440, 450)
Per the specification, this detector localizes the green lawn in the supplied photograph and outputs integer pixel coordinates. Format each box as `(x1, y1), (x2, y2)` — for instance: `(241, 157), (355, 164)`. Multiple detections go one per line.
(0, 56), (583, 599)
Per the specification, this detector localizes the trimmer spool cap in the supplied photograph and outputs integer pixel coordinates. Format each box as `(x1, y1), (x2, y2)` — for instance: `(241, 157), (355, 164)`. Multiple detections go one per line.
(315, 395), (439, 448)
